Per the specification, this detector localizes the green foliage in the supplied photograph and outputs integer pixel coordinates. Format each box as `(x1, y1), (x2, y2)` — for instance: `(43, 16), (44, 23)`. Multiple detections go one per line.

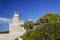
(21, 23), (60, 40)
(41, 13), (60, 23)
(21, 13), (60, 40)
(22, 20), (34, 30)
(35, 12), (60, 25)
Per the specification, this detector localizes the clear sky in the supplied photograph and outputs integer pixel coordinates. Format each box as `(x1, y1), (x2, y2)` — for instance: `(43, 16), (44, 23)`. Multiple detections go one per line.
(0, 0), (60, 32)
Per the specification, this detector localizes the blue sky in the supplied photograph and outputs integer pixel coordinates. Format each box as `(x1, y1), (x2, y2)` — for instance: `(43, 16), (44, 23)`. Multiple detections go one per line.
(0, 0), (60, 32)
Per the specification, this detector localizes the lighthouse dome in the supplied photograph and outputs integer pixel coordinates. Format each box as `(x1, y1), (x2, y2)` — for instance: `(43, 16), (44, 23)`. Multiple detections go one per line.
(14, 10), (19, 16)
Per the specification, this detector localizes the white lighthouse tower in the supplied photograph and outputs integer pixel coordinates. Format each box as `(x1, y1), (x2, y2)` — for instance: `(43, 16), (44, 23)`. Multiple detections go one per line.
(9, 10), (24, 33)
(0, 10), (25, 40)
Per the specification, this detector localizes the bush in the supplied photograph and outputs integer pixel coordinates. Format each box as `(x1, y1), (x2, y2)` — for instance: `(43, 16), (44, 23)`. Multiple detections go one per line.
(21, 23), (60, 40)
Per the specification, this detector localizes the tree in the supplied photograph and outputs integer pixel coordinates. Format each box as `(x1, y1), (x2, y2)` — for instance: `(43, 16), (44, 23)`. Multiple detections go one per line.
(21, 12), (60, 40)
(35, 12), (60, 25)
(21, 22), (60, 40)
(22, 20), (34, 30)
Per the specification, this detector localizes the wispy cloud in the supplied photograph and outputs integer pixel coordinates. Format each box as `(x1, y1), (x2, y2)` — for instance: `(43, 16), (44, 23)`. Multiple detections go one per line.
(0, 17), (11, 23)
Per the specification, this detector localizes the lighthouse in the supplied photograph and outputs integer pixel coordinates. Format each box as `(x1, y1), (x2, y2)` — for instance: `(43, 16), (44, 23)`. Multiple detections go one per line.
(9, 10), (24, 33)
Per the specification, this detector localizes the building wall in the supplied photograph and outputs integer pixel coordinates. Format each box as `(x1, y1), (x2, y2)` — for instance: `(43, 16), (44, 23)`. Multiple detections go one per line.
(9, 23), (24, 33)
(13, 16), (20, 23)
(9, 10), (25, 33)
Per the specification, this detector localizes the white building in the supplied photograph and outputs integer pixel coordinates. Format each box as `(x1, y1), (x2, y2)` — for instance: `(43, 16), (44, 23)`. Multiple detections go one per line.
(0, 10), (25, 40)
(9, 10), (25, 33)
